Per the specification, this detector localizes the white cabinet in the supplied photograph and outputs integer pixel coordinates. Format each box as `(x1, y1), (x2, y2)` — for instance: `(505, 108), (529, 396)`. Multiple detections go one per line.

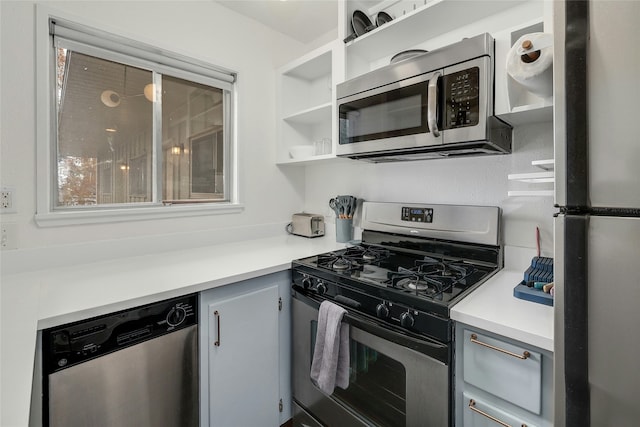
(199, 271), (292, 426)
(455, 324), (553, 427)
(276, 41), (344, 164)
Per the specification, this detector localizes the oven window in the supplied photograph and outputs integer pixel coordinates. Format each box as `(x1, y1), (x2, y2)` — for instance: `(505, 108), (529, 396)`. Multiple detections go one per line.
(339, 82), (428, 145)
(311, 322), (407, 427)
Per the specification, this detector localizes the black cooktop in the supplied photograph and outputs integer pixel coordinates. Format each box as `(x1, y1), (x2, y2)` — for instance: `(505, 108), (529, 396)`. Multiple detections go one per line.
(292, 243), (498, 312)
(292, 204), (502, 343)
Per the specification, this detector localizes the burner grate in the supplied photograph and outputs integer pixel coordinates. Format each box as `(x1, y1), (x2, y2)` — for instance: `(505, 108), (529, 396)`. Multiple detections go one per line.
(388, 256), (477, 299)
(316, 245), (391, 272)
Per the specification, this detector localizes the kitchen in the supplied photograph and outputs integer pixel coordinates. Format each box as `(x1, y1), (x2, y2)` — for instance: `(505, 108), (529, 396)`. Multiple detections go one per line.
(0, 1), (637, 426)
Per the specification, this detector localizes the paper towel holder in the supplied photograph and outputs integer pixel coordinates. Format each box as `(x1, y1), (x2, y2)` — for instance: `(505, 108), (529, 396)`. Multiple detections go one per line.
(520, 39), (541, 63)
(506, 31), (554, 110)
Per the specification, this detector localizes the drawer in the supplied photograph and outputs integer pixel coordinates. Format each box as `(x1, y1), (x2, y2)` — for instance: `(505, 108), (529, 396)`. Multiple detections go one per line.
(463, 330), (542, 414)
(463, 392), (536, 427)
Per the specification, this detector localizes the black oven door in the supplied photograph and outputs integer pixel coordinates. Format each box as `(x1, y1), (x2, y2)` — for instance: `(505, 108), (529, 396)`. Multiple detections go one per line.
(292, 294), (450, 427)
(336, 71), (443, 158)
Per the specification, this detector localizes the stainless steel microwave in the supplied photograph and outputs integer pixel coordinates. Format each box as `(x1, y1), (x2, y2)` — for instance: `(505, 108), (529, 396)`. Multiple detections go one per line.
(336, 33), (512, 162)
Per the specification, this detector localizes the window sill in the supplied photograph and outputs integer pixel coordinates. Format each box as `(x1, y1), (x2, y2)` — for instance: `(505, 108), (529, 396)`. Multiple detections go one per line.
(34, 202), (245, 227)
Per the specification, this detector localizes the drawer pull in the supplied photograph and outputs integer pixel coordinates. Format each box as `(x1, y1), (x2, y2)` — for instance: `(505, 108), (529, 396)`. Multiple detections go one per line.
(470, 334), (531, 360)
(468, 399), (527, 427)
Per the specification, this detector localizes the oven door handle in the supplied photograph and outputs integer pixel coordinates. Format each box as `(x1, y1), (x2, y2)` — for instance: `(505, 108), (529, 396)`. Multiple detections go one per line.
(293, 291), (448, 363)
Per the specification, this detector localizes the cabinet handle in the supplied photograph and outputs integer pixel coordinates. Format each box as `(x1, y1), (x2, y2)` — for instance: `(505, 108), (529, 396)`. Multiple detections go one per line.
(214, 310), (221, 347)
(470, 334), (530, 360)
(468, 399), (527, 427)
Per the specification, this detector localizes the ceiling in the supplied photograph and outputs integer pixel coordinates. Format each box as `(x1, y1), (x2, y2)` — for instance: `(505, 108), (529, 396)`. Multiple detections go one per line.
(216, 0), (339, 44)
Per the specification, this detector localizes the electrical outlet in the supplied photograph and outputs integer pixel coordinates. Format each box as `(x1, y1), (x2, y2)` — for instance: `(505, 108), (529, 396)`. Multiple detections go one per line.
(1, 222), (17, 250)
(1, 187), (16, 213)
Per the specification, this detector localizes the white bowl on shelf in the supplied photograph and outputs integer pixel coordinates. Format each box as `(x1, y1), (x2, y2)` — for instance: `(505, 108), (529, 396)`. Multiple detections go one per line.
(289, 145), (315, 159)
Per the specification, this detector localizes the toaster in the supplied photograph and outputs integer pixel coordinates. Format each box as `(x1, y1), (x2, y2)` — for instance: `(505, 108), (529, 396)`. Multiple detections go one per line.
(290, 213), (325, 238)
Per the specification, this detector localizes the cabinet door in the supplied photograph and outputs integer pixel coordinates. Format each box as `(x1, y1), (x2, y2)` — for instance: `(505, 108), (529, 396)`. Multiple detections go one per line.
(207, 285), (279, 427)
(463, 329), (542, 414)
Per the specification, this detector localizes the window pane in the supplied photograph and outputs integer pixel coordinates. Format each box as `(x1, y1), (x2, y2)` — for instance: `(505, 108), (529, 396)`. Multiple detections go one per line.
(162, 75), (225, 202)
(55, 49), (153, 206)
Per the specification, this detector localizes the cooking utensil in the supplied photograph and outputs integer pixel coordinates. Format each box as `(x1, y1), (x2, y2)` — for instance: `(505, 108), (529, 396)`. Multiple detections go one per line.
(376, 11), (393, 27)
(343, 196), (353, 215)
(338, 196), (350, 218)
(329, 198), (341, 217)
(343, 33), (357, 43)
(351, 10), (374, 37)
(332, 195), (357, 219)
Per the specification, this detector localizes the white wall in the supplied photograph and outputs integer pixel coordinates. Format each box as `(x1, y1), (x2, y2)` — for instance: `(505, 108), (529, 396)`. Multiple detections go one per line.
(0, 0), (555, 262)
(0, 0), (308, 256)
(304, 122), (556, 256)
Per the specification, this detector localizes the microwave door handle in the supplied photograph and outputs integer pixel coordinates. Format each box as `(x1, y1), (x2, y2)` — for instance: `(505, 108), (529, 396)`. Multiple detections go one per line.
(428, 72), (441, 137)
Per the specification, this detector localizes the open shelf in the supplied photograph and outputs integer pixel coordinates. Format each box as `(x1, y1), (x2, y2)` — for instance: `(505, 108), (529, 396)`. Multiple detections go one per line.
(508, 190), (554, 197)
(345, 0), (531, 62)
(283, 103), (332, 125)
(508, 159), (555, 197)
(274, 0), (553, 166)
(508, 171), (555, 183)
(531, 159), (554, 170)
(276, 41), (343, 164)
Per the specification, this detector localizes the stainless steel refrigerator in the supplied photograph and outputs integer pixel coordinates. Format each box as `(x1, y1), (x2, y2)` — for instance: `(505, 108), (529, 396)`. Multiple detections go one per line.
(553, 1), (640, 425)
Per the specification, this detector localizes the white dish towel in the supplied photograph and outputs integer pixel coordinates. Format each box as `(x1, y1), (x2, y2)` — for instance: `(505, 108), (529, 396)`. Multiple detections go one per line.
(310, 300), (350, 395)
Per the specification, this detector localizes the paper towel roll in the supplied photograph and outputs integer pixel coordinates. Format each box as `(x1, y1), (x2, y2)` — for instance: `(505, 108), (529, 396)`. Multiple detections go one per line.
(507, 32), (553, 98)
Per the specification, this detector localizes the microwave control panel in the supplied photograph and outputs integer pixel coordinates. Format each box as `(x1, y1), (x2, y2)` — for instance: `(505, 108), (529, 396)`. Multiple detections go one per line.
(443, 67), (480, 129)
(401, 207), (433, 223)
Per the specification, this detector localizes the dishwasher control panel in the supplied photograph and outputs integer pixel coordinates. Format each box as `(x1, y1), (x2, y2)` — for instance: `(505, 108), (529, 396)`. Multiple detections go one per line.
(43, 294), (197, 374)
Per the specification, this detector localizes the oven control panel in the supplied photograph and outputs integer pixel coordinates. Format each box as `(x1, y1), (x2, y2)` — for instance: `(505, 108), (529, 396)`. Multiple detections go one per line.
(401, 206), (433, 223)
(292, 269), (452, 343)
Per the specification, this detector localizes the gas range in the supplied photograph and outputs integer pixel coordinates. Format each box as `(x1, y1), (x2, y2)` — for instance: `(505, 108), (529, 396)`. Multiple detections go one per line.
(291, 202), (502, 343)
(291, 202), (502, 427)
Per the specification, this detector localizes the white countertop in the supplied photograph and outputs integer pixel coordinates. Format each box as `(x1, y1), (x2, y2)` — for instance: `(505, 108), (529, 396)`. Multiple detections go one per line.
(451, 246), (554, 352)
(0, 232), (345, 427)
(1, 236), (553, 426)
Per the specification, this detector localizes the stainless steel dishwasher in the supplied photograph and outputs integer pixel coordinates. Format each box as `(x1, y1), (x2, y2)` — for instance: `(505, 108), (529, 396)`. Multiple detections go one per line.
(41, 294), (198, 427)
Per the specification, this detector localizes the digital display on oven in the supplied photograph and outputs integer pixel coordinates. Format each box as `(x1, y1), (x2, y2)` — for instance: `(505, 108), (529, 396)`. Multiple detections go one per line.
(401, 207), (433, 223)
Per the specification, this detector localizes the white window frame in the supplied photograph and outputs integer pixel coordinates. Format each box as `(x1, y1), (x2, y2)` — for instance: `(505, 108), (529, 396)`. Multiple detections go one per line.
(35, 6), (242, 227)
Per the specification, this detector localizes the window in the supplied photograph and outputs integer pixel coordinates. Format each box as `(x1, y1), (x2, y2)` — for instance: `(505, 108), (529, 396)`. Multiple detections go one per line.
(36, 12), (239, 225)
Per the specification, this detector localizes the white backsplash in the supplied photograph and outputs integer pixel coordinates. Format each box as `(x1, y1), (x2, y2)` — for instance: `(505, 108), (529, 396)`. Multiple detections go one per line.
(304, 121), (555, 256)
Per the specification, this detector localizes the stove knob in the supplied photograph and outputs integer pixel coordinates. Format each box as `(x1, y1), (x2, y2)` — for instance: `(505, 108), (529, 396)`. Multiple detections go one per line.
(301, 277), (312, 289)
(376, 303), (390, 319)
(316, 281), (327, 295)
(400, 311), (415, 328)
